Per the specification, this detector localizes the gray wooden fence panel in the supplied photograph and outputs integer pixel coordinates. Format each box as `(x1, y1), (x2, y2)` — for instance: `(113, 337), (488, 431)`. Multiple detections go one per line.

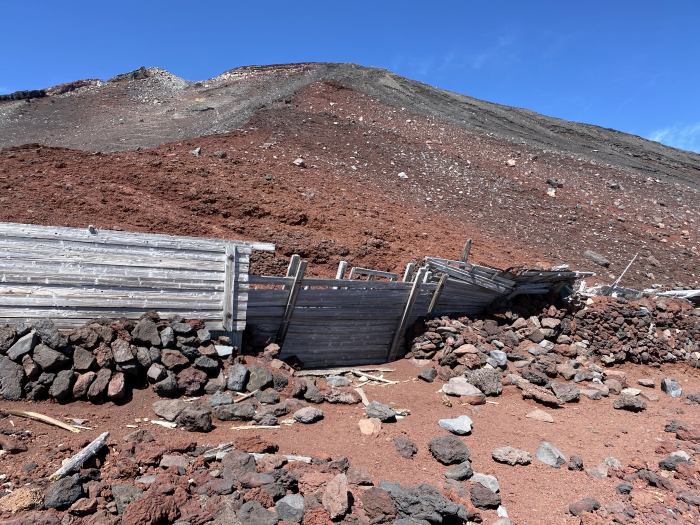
(0, 223), (273, 331)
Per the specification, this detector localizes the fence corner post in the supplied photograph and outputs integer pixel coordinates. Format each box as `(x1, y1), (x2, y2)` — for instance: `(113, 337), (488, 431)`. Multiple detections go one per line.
(387, 266), (426, 362)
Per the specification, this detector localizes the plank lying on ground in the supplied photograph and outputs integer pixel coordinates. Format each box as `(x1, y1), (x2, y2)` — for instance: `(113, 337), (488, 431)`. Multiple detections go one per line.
(352, 370), (398, 384)
(231, 425), (281, 430)
(354, 387), (370, 406)
(50, 432), (109, 480)
(233, 390), (258, 403)
(1, 409), (81, 433)
(295, 367), (394, 377)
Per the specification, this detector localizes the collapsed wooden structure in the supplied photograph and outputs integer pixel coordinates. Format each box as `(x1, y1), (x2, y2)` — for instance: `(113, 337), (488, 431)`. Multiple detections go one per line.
(0, 223), (590, 367)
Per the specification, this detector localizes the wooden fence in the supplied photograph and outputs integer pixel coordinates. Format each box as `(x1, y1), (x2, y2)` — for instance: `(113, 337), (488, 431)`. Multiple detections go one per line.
(0, 223), (588, 368)
(0, 222), (274, 332)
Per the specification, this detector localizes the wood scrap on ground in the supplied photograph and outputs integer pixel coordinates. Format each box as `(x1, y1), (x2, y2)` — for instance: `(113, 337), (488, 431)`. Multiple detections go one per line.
(233, 389), (258, 403)
(295, 367), (394, 377)
(50, 431), (109, 481)
(1, 409), (81, 433)
(351, 370), (397, 385)
(354, 387), (370, 406)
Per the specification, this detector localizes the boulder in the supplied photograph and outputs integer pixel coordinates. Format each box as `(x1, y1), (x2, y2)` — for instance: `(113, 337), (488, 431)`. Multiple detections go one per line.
(492, 446), (532, 466)
(7, 332), (37, 361)
(153, 399), (188, 421)
(247, 366), (273, 392)
(111, 483), (144, 515)
(72, 371), (96, 399)
(429, 435), (470, 465)
(550, 382), (580, 403)
(613, 394), (646, 412)
(132, 318), (161, 346)
(465, 368), (503, 396)
(418, 367), (437, 382)
(0, 356), (24, 400)
(393, 435), (417, 458)
(107, 372), (127, 400)
(44, 474), (83, 509)
(176, 367), (207, 396)
(72, 347), (96, 371)
(160, 349), (189, 369)
(661, 378), (682, 398)
(470, 484), (501, 509)
(536, 442), (567, 468)
(365, 401), (396, 422)
(111, 339), (135, 364)
(322, 473), (349, 519)
(438, 415), (473, 435)
(48, 370), (75, 402)
(87, 368), (111, 401)
(153, 372), (179, 397)
(175, 406), (212, 432)
(212, 402), (256, 421)
(442, 377), (486, 404)
(226, 363), (249, 392)
(294, 407), (324, 424)
(569, 497), (600, 516)
(445, 461), (473, 480)
(276, 493), (304, 522)
(32, 344), (69, 371)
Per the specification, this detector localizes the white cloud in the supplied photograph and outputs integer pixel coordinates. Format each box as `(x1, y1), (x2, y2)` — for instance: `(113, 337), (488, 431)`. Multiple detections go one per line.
(648, 122), (700, 153)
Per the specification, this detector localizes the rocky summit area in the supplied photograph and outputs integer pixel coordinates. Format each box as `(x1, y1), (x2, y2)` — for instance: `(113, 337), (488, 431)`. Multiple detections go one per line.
(0, 63), (698, 286)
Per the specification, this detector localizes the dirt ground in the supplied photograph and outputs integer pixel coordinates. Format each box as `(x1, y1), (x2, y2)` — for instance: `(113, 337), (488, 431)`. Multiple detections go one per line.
(2, 359), (699, 524)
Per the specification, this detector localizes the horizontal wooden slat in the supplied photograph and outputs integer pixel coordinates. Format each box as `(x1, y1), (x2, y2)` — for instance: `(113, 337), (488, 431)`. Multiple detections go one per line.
(0, 222), (273, 252)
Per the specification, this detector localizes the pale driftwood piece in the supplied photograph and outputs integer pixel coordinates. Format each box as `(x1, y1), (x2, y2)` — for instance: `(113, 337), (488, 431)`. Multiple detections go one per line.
(295, 367), (394, 377)
(2, 409), (81, 433)
(233, 389), (258, 403)
(50, 432), (109, 481)
(354, 387), (370, 406)
(230, 425), (281, 430)
(151, 420), (177, 429)
(461, 238), (473, 264)
(351, 370), (397, 385)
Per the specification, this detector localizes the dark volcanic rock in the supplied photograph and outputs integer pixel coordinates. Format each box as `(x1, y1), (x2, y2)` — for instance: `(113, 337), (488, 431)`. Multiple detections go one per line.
(111, 483), (144, 515)
(175, 406), (212, 432)
(569, 497), (600, 516)
(379, 481), (467, 523)
(213, 402), (256, 421)
(470, 483), (501, 509)
(365, 401), (396, 422)
(247, 366), (273, 392)
(72, 346), (96, 371)
(44, 474), (83, 509)
(0, 356), (24, 400)
(87, 368), (111, 402)
(32, 344), (70, 371)
(394, 436), (418, 459)
(131, 318), (161, 346)
(48, 370), (75, 401)
(465, 367), (502, 395)
(428, 435), (470, 465)
(227, 363), (249, 392)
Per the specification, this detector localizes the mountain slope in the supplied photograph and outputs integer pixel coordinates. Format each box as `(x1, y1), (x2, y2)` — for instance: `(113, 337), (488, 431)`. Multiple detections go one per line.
(1, 62), (698, 186)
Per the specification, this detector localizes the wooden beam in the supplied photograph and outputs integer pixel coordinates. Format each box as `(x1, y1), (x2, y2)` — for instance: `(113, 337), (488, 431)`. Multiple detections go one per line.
(427, 274), (448, 315)
(276, 259), (307, 345)
(222, 245), (238, 331)
(387, 267), (426, 361)
(348, 267), (398, 281)
(402, 262), (416, 282)
(461, 238), (473, 264)
(335, 261), (348, 280)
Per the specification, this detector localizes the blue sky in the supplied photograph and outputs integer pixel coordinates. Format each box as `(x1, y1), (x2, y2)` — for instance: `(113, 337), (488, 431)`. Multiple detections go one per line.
(2, 1), (699, 153)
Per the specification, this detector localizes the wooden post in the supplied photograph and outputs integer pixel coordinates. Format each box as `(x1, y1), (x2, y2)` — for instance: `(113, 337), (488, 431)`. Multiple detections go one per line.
(427, 274), (448, 315)
(222, 245), (238, 331)
(402, 262), (416, 282)
(387, 267), (426, 361)
(276, 259), (307, 345)
(335, 260), (348, 280)
(461, 239), (472, 266)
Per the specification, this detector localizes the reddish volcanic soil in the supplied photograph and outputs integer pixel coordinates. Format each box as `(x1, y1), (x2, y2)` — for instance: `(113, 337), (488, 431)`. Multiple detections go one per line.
(2, 359), (699, 524)
(1, 81), (698, 286)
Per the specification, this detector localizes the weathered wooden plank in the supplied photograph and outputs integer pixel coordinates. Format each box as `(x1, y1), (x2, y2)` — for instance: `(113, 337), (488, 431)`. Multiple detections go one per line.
(348, 267), (398, 281)
(0, 238), (243, 263)
(222, 246), (236, 331)
(0, 250), (228, 272)
(276, 260), (307, 344)
(0, 222), (273, 252)
(388, 267), (426, 361)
